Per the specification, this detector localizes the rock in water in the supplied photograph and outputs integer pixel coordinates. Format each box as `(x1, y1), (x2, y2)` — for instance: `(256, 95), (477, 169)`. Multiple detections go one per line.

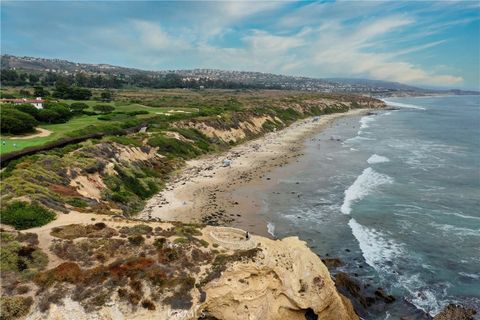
(433, 304), (477, 320)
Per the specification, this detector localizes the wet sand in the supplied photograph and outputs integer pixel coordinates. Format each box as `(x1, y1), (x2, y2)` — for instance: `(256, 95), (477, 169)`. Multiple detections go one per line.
(140, 108), (373, 236)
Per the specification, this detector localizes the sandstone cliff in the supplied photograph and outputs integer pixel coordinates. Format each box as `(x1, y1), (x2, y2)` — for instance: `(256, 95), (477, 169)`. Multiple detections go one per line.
(202, 230), (358, 320)
(1, 221), (358, 320)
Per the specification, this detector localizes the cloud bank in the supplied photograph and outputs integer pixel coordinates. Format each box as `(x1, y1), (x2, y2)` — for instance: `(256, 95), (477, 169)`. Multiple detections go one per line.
(3, 1), (479, 87)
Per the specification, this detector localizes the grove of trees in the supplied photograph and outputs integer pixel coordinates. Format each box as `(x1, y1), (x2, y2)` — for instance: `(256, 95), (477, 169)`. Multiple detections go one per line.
(1, 107), (38, 134)
(0, 69), (271, 90)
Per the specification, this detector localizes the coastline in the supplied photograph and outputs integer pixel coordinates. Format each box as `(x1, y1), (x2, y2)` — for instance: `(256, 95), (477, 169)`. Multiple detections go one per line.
(141, 108), (373, 235)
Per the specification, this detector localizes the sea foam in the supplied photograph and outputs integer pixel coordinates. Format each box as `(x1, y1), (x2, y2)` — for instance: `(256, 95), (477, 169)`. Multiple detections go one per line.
(349, 219), (447, 315)
(340, 167), (393, 214)
(267, 222), (276, 237)
(367, 154), (390, 164)
(359, 115), (376, 129)
(348, 218), (403, 271)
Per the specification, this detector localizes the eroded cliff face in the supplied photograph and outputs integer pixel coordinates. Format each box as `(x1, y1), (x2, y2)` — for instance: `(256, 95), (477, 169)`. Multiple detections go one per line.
(201, 233), (358, 320)
(3, 223), (358, 320)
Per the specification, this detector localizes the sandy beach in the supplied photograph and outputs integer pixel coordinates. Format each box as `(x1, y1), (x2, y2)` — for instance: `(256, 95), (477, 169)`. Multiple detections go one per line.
(140, 108), (372, 235)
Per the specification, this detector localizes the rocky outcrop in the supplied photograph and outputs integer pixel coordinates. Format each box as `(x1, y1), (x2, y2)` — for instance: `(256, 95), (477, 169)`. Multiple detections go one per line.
(201, 234), (358, 320)
(433, 304), (477, 320)
(15, 224), (359, 320)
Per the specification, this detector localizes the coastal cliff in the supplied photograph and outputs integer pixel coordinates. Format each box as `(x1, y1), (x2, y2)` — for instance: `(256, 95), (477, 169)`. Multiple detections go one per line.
(201, 229), (358, 320)
(1, 222), (358, 320)
(1, 92), (385, 320)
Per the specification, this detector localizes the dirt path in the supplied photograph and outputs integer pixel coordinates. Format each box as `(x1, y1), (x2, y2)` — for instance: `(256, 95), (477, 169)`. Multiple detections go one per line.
(10, 128), (52, 139)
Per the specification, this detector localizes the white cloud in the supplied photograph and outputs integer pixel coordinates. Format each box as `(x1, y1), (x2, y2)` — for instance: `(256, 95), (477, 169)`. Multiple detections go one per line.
(95, 3), (468, 87)
(131, 20), (190, 51)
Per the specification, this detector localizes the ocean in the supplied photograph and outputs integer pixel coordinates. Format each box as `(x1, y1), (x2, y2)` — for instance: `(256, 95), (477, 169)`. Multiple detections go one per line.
(234, 95), (480, 318)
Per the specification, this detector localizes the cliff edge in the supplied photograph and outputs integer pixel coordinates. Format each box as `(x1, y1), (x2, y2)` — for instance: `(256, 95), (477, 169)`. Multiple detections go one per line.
(202, 227), (358, 320)
(0, 220), (358, 320)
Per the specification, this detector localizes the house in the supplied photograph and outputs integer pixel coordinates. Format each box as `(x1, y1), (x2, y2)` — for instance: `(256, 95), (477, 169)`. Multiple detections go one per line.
(0, 97), (44, 109)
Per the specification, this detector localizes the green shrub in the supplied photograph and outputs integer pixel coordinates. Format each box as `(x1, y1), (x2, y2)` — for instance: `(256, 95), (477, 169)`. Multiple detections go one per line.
(173, 237), (189, 245)
(120, 224), (153, 235)
(66, 198), (88, 208)
(0, 107), (38, 134)
(128, 235), (145, 246)
(153, 237), (166, 249)
(97, 115), (113, 121)
(0, 296), (33, 320)
(93, 104), (115, 114)
(70, 102), (89, 114)
(0, 240), (48, 274)
(127, 110), (149, 116)
(1, 202), (56, 230)
(147, 135), (203, 159)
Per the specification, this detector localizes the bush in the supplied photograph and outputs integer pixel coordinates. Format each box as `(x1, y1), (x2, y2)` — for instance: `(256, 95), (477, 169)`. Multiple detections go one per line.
(66, 198), (88, 208)
(93, 105), (115, 114)
(70, 102), (89, 114)
(127, 110), (149, 116)
(1, 202), (56, 230)
(128, 235), (145, 246)
(14, 103), (39, 118)
(0, 107), (38, 134)
(147, 135), (203, 159)
(97, 115), (113, 121)
(0, 296), (33, 320)
(0, 240), (48, 273)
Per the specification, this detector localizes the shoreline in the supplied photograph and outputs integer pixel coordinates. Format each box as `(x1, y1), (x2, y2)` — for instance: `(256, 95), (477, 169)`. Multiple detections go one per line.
(140, 108), (373, 235)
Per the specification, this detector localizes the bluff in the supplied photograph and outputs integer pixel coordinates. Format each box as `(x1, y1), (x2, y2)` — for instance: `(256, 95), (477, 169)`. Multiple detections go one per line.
(1, 221), (358, 320)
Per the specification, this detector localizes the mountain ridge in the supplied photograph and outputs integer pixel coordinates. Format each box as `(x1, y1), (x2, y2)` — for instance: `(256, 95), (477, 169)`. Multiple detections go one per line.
(2, 54), (478, 95)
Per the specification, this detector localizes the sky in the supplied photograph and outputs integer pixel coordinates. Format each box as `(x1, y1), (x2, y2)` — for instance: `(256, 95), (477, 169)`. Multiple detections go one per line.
(1, 1), (479, 89)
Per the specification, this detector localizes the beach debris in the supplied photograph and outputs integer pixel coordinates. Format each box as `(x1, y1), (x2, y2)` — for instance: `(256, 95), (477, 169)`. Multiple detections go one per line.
(222, 159), (232, 167)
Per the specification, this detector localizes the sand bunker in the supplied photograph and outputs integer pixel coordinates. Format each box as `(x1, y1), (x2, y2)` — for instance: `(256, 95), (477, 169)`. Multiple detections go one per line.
(10, 128), (52, 139)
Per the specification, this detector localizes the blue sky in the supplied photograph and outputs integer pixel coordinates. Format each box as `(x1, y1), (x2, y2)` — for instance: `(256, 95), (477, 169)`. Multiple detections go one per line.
(1, 1), (479, 89)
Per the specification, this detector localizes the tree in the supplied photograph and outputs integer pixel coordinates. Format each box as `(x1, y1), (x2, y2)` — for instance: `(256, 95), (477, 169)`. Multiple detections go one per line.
(14, 104), (40, 118)
(36, 109), (60, 124)
(28, 74), (40, 84)
(93, 104), (115, 114)
(70, 87), (92, 100)
(19, 89), (31, 97)
(100, 90), (113, 102)
(0, 107), (38, 134)
(34, 86), (48, 97)
(70, 102), (89, 114)
(44, 103), (72, 123)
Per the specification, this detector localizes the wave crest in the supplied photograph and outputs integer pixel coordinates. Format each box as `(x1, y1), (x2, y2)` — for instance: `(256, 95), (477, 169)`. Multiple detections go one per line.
(367, 154), (390, 164)
(341, 167), (393, 214)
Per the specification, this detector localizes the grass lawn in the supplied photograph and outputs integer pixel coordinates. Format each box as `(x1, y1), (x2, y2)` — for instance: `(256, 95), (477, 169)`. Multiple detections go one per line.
(0, 101), (198, 155)
(0, 115), (102, 154)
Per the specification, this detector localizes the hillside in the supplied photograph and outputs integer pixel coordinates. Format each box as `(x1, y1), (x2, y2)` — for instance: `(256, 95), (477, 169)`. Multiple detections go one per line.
(4, 54), (477, 95)
(0, 90), (385, 320)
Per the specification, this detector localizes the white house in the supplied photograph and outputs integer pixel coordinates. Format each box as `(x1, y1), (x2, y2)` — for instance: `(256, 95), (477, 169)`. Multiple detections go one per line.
(0, 97), (44, 109)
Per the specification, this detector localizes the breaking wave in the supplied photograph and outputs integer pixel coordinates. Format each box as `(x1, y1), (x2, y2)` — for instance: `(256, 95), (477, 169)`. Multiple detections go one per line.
(367, 154), (390, 164)
(340, 167), (393, 214)
(360, 115), (376, 129)
(267, 222), (276, 237)
(348, 218), (403, 271)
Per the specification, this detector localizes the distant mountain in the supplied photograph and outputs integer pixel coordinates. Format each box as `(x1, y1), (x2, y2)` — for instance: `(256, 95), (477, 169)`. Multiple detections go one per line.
(1, 54), (478, 96)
